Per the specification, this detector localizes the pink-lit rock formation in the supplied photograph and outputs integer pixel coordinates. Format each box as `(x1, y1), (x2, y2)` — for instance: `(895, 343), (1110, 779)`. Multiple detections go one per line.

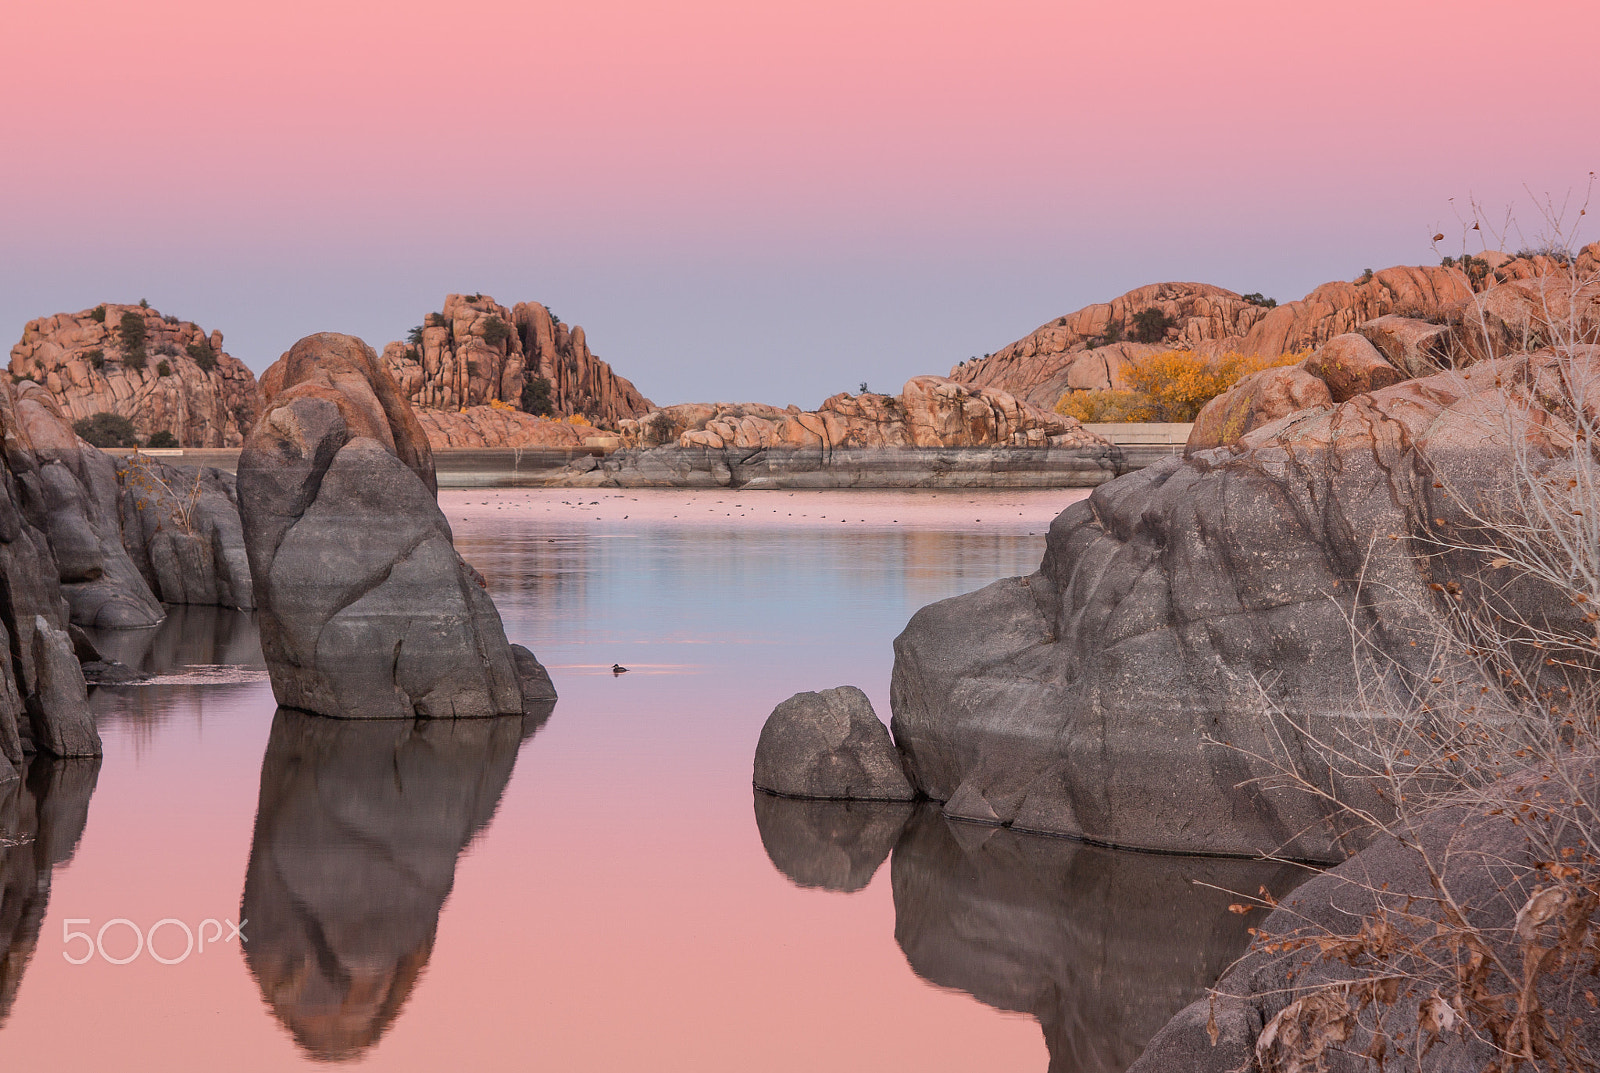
(949, 247), (1600, 411)
(8, 304), (260, 447)
(379, 293), (652, 437)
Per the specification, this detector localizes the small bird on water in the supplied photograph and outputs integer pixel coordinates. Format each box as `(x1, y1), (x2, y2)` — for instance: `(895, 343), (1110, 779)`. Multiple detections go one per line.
(612, 663), (628, 675)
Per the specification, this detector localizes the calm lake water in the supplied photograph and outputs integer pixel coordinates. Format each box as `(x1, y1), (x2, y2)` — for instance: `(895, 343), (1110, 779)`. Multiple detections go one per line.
(0, 488), (1295, 1071)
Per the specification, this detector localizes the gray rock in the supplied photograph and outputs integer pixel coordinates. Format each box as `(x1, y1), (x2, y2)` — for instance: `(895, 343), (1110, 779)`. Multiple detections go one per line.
(24, 618), (99, 758)
(890, 357), (1585, 860)
(753, 685), (915, 800)
(3, 383), (166, 628)
(752, 792), (912, 892)
(116, 458), (253, 609)
(239, 333), (554, 719)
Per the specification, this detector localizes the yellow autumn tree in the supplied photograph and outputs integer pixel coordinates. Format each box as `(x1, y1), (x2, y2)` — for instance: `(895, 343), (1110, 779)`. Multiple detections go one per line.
(1056, 350), (1305, 423)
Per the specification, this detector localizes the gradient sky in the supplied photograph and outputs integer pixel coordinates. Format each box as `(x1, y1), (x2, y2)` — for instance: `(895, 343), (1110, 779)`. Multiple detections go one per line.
(3, 0), (1595, 406)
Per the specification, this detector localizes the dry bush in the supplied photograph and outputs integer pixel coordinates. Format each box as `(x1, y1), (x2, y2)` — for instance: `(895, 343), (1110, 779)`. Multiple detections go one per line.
(1209, 192), (1600, 1072)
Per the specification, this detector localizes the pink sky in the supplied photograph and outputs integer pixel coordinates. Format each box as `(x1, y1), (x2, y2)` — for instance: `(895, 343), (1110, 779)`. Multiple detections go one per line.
(3, 0), (1596, 403)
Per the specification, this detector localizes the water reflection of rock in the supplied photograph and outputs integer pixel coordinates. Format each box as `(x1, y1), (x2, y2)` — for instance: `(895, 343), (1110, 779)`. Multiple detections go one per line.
(0, 756), (100, 1026)
(754, 794), (1303, 1073)
(242, 707), (548, 1061)
(83, 604), (264, 677)
(83, 606), (267, 730)
(753, 794), (913, 893)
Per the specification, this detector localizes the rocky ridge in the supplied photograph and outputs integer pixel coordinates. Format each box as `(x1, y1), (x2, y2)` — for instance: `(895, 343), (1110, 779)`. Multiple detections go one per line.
(1189, 265), (1600, 453)
(8, 304), (260, 447)
(950, 246), (1600, 411)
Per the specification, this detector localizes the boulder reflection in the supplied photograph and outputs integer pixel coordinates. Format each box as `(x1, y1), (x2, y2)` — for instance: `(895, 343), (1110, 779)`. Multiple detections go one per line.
(755, 794), (1303, 1073)
(242, 707), (548, 1061)
(0, 756), (101, 1027)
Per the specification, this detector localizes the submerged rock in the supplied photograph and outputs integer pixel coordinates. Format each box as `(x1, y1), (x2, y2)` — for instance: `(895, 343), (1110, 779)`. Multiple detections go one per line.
(754, 686), (916, 801)
(239, 332), (554, 719)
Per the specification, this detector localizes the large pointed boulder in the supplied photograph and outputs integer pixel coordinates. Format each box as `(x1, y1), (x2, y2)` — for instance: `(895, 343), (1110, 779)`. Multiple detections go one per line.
(238, 333), (554, 719)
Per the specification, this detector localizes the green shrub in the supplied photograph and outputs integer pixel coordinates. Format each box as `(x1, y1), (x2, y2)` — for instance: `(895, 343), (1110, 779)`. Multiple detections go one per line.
(138, 298), (149, 309)
(72, 411), (138, 447)
(186, 341), (217, 372)
(481, 316), (512, 347)
(1130, 308), (1175, 344)
(425, 312), (448, 329)
(156, 360), (172, 377)
(118, 311), (147, 368)
(406, 324), (425, 346)
(145, 430), (179, 448)
(1240, 292), (1277, 308)
(89, 305), (106, 323)
(521, 375), (553, 416)
(1357, 268), (1375, 284)
(156, 342), (179, 357)
(1089, 321), (1123, 348)
(85, 348), (105, 370)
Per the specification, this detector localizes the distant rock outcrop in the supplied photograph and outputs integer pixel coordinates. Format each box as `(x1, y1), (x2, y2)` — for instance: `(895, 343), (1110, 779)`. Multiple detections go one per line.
(379, 293), (652, 437)
(620, 376), (1103, 451)
(949, 248), (1600, 410)
(552, 376), (1120, 488)
(239, 332), (555, 719)
(8, 303), (260, 447)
